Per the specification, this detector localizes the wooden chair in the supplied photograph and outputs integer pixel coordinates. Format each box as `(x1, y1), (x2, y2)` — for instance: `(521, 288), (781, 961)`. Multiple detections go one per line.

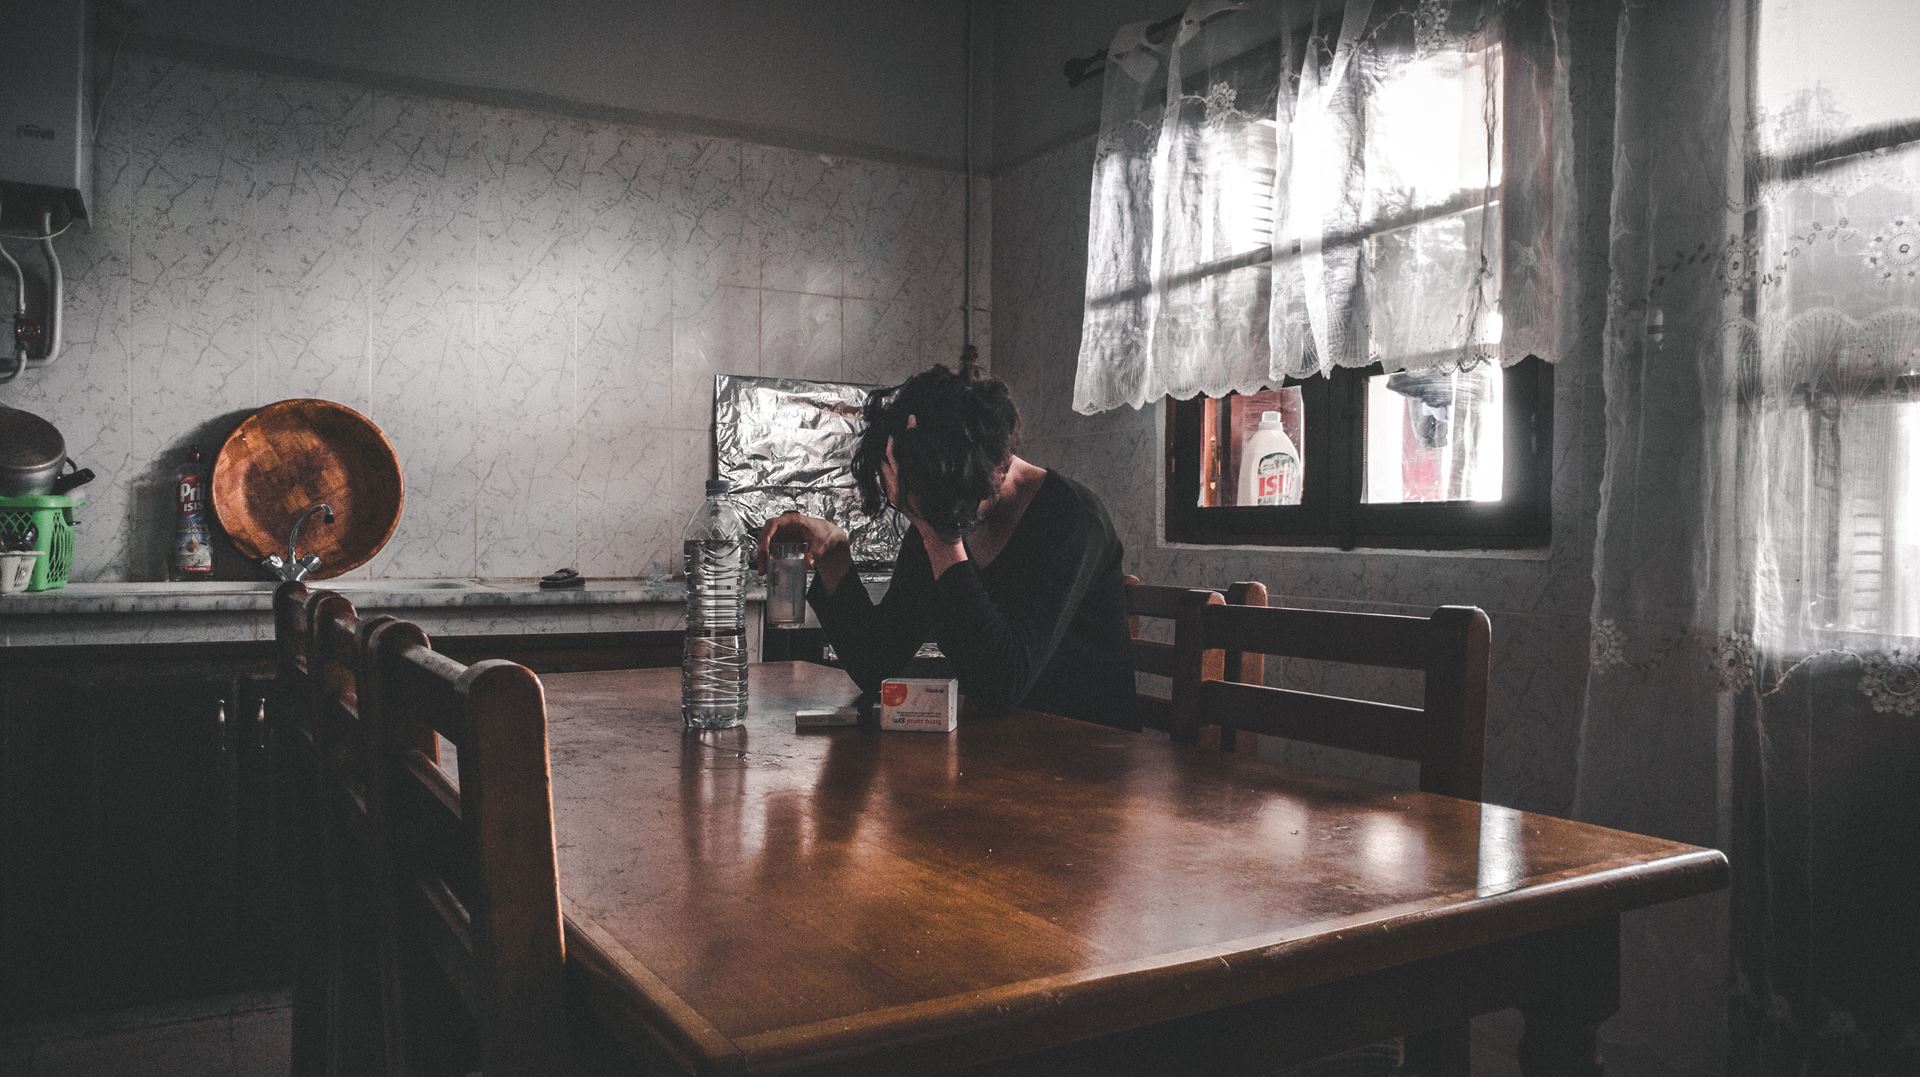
(1169, 595), (1492, 1077)
(1168, 595), (1490, 798)
(274, 583), (397, 1077)
(1125, 575), (1267, 749)
(360, 615), (570, 1076)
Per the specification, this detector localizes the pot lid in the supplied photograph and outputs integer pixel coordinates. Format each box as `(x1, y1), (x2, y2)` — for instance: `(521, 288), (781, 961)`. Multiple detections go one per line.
(0, 405), (64, 477)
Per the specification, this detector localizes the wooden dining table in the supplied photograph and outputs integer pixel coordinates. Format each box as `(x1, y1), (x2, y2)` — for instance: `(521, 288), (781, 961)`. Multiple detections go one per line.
(543, 662), (1727, 1076)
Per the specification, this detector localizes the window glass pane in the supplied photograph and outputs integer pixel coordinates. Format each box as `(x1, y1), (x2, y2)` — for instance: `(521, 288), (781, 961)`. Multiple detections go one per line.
(1198, 388), (1306, 508)
(1367, 203), (1502, 363)
(1756, 0), (1920, 157)
(1793, 396), (1920, 640)
(1363, 366), (1504, 504)
(1363, 44), (1502, 216)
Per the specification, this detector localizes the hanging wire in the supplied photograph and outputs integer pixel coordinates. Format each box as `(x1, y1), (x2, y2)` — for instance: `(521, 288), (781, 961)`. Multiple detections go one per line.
(959, 0), (979, 376)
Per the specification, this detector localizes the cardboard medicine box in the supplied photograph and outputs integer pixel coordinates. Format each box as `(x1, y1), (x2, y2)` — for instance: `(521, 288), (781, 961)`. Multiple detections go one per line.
(878, 677), (959, 732)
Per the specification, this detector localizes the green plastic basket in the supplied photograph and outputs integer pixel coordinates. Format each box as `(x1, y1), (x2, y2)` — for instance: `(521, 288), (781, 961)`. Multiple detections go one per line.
(0, 494), (77, 592)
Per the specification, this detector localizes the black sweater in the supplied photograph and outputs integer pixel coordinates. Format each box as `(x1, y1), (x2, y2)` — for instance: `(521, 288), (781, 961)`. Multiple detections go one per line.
(808, 471), (1136, 728)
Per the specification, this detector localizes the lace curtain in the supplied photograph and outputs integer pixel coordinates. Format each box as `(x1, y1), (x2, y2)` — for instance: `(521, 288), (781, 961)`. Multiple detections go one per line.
(1574, 1), (1920, 1073)
(1074, 0), (1574, 414)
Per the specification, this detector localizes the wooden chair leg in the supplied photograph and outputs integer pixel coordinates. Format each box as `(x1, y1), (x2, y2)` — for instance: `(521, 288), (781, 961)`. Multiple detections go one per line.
(1402, 1022), (1471, 1077)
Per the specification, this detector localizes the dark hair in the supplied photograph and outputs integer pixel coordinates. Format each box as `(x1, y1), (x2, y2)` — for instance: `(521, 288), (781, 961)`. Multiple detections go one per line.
(853, 364), (1020, 541)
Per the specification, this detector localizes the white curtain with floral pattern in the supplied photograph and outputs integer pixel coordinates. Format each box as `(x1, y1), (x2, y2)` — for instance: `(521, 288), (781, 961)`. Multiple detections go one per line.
(1574, 1), (1920, 1074)
(1074, 0), (1574, 414)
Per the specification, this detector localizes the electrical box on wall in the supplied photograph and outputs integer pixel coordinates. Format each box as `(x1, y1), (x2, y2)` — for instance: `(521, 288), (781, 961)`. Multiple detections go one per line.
(0, 0), (92, 228)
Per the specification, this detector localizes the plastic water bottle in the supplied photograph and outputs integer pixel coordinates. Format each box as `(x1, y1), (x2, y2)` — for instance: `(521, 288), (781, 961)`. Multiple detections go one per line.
(682, 478), (749, 728)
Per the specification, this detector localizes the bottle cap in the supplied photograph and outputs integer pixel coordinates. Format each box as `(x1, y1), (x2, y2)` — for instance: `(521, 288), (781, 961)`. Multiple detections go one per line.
(705, 478), (732, 496)
(1258, 411), (1284, 428)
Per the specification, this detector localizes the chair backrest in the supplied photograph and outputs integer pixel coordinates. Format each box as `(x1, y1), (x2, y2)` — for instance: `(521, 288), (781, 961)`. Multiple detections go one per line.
(1170, 596), (1491, 799)
(274, 583), (398, 1077)
(1126, 576), (1267, 739)
(363, 616), (568, 1076)
(274, 581), (314, 672)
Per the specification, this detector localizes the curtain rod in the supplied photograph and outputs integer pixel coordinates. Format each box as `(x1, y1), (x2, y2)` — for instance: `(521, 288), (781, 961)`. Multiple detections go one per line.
(1063, 11), (1184, 87)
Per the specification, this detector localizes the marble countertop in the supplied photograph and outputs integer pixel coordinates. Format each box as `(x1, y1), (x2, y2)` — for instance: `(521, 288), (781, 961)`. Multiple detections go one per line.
(1, 577), (706, 616)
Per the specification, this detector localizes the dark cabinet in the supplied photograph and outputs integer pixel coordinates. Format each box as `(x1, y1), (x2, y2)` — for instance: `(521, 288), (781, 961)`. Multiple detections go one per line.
(0, 628), (678, 1021)
(0, 647), (283, 1020)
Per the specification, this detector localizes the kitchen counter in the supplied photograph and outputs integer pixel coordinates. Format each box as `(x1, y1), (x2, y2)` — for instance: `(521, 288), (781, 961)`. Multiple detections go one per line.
(3, 577), (695, 616)
(1, 573), (885, 648)
(0, 577), (714, 647)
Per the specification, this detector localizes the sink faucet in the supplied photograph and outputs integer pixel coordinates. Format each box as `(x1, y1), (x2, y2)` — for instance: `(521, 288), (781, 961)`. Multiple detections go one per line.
(259, 502), (334, 581)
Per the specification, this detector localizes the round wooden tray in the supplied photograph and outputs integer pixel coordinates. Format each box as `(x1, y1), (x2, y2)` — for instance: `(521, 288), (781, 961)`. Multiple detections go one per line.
(212, 399), (404, 579)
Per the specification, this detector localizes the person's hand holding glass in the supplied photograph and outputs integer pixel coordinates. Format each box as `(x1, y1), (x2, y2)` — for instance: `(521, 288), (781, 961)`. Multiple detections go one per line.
(755, 512), (853, 626)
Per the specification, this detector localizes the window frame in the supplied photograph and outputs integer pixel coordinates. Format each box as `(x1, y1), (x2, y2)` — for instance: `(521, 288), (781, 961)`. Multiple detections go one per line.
(1164, 357), (1553, 550)
(1154, 9), (1557, 553)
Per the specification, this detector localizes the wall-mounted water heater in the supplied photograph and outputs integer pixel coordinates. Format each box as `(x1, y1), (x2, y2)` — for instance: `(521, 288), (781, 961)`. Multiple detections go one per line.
(0, 0), (91, 227)
(0, 0), (91, 381)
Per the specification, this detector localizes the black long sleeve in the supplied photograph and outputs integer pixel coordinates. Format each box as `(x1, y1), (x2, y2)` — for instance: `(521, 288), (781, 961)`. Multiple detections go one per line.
(807, 472), (1135, 728)
(807, 533), (937, 695)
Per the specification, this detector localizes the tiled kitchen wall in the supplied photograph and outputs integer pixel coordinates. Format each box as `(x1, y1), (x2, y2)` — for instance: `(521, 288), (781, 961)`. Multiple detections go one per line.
(991, 134), (1609, 818)
(15, 51), (989, 583)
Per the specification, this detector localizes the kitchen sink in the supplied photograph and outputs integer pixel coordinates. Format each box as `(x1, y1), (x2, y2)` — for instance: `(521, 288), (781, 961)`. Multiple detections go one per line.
(75, 579), (489, 595)
(322, 579), (484, 592)
(89, 581), (283, 594)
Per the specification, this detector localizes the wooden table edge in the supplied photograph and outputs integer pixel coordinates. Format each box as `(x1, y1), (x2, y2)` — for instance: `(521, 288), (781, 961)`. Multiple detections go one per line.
(564, 903), (750, 1075)
(563, 843), (1725, 1075)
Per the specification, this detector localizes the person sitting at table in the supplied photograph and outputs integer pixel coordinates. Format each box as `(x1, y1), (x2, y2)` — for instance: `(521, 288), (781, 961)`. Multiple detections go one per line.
(757, 363), (1135, 728)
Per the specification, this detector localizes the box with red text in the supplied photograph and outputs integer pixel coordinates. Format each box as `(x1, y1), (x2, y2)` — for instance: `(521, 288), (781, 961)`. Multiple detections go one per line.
(878, 678), (959, 732)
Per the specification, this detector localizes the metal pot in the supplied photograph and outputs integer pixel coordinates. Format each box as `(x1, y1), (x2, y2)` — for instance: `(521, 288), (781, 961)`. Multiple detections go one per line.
(0, 405), (93, 496)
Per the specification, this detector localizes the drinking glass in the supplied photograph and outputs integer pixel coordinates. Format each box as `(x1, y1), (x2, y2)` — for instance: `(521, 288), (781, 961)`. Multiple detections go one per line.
(766, 541), (809, 628)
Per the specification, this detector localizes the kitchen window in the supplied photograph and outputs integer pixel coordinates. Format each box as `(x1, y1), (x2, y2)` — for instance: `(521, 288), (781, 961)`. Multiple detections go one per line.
(1740, 0), (1920, 645)
(1156, 27), (1553, 550)
(1164, 359), (1551, 549)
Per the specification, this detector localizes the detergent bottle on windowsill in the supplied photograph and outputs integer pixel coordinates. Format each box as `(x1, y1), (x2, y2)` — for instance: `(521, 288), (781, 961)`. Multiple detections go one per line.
(1236, 411), (1301, 506)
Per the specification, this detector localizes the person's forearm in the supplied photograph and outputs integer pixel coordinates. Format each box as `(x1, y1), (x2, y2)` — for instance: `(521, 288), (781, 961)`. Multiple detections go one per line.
(814, 539), (855, 593)
(918, 525), (968, 581)
(809, 544), (930, 693)
(923, 540), (967, 580)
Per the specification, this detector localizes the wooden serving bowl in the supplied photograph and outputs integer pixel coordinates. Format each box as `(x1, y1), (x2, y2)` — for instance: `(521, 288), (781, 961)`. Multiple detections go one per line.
(212, 399), (404, 579)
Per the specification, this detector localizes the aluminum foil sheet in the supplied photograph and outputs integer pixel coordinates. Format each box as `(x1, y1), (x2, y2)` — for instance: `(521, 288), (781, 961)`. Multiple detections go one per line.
(713, 374), (905, 568)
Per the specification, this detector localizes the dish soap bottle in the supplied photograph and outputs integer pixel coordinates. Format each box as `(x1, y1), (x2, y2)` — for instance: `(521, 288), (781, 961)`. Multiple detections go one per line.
(1237, 411), (1302, 506)
(171, 447), (214, 579)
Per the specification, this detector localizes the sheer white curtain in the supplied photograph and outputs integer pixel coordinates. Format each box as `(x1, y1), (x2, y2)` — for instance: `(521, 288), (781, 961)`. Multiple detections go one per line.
(1575, 1), (1920, 1073)
(1075, 0), (1574, 414)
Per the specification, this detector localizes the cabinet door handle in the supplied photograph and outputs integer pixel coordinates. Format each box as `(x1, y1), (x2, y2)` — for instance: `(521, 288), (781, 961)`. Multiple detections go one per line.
(254, 699), (267, 750)
(215, 698), (228, 752)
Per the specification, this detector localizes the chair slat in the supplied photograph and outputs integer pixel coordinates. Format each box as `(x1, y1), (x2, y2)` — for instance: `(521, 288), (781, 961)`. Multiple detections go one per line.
(1130, 638), (1179, 678)
(1170, 597), (1492, 800)
(1200, 603), (1434, 670)
(1126, 582), (1194, 620)
(1197, 681), (1427, 761)
(409, 878), (484, 1015)
(392, 751), (480, 905)
(384, 645), (475, 745)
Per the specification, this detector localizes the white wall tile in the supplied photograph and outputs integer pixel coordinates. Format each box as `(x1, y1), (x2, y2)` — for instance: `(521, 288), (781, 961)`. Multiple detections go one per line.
(844, 295), (920, 386)
(748, 146), (848, 296)
(34, 50), (985, 581)
(670, 284), (759, 425)
(760, 290), (841, 383)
